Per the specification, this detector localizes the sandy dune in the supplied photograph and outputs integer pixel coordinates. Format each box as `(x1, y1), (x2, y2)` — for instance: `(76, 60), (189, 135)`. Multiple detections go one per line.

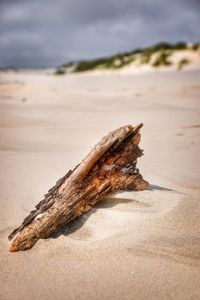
(0, 70), (200, 300)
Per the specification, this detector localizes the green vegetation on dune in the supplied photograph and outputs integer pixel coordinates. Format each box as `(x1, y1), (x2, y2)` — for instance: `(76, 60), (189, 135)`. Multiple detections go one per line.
(177, 58), (190, 71)
(73, 54), (134, 72)
(54, 68), (66, 75)
(192, 43), (200, 51)
(152, 50), (172, 67)
(54, 41), (199, 74)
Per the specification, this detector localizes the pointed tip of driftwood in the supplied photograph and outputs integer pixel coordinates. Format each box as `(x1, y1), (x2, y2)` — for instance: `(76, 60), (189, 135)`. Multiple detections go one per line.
(134, 123), (143, 131)
(9, 245), (17, 252)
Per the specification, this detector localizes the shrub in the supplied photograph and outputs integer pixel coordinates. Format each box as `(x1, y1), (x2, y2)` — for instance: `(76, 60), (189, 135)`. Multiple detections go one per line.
(140, 50), (152, 64)
(177, 58), (190, 71)
(192, 43), (200, 51)
(54, 68), (66, 75)
(173, 41), (187, 50)
(152, 51), (172, 67)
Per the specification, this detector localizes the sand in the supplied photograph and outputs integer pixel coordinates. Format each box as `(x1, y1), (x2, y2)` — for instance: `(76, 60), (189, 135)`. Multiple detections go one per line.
(0, 69), (200, 300)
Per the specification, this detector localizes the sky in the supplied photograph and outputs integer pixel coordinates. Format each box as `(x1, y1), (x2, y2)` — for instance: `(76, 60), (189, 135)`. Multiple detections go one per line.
(0, 0), (199, 68)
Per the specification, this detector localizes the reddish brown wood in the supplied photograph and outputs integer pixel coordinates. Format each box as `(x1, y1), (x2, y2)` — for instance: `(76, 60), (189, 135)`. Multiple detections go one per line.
(9, 124), (149, 252)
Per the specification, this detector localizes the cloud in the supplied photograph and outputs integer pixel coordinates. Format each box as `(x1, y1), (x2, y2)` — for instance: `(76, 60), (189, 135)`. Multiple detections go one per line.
(0, 0), (199, 68)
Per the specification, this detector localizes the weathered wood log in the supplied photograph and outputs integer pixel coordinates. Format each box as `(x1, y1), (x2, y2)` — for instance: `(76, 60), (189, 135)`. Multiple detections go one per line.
(8, 124), (149, 252)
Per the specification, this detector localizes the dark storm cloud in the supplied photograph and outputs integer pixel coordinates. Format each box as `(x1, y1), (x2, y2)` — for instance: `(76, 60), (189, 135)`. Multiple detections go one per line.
(0, 0), (199, 68)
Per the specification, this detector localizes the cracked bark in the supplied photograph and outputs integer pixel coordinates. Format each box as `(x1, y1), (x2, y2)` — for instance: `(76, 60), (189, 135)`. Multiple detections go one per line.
(8, 123), (149, 252)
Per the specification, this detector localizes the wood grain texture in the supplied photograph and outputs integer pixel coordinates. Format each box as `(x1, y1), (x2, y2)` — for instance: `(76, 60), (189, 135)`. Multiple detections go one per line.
(9, 123), (149, 252)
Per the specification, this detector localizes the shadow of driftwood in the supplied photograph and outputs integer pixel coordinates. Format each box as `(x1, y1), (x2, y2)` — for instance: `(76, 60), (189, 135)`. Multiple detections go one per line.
(50, 197), (133, 239)
(49, 183), (183, 240)
(148, 184), (186, 195)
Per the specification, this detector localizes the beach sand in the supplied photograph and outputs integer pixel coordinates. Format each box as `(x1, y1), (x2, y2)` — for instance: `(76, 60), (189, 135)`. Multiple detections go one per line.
(0, 70), (200, 300)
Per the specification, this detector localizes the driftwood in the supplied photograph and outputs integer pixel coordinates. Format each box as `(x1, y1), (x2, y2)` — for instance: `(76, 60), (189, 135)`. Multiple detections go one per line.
(9, 124), (149, 252)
